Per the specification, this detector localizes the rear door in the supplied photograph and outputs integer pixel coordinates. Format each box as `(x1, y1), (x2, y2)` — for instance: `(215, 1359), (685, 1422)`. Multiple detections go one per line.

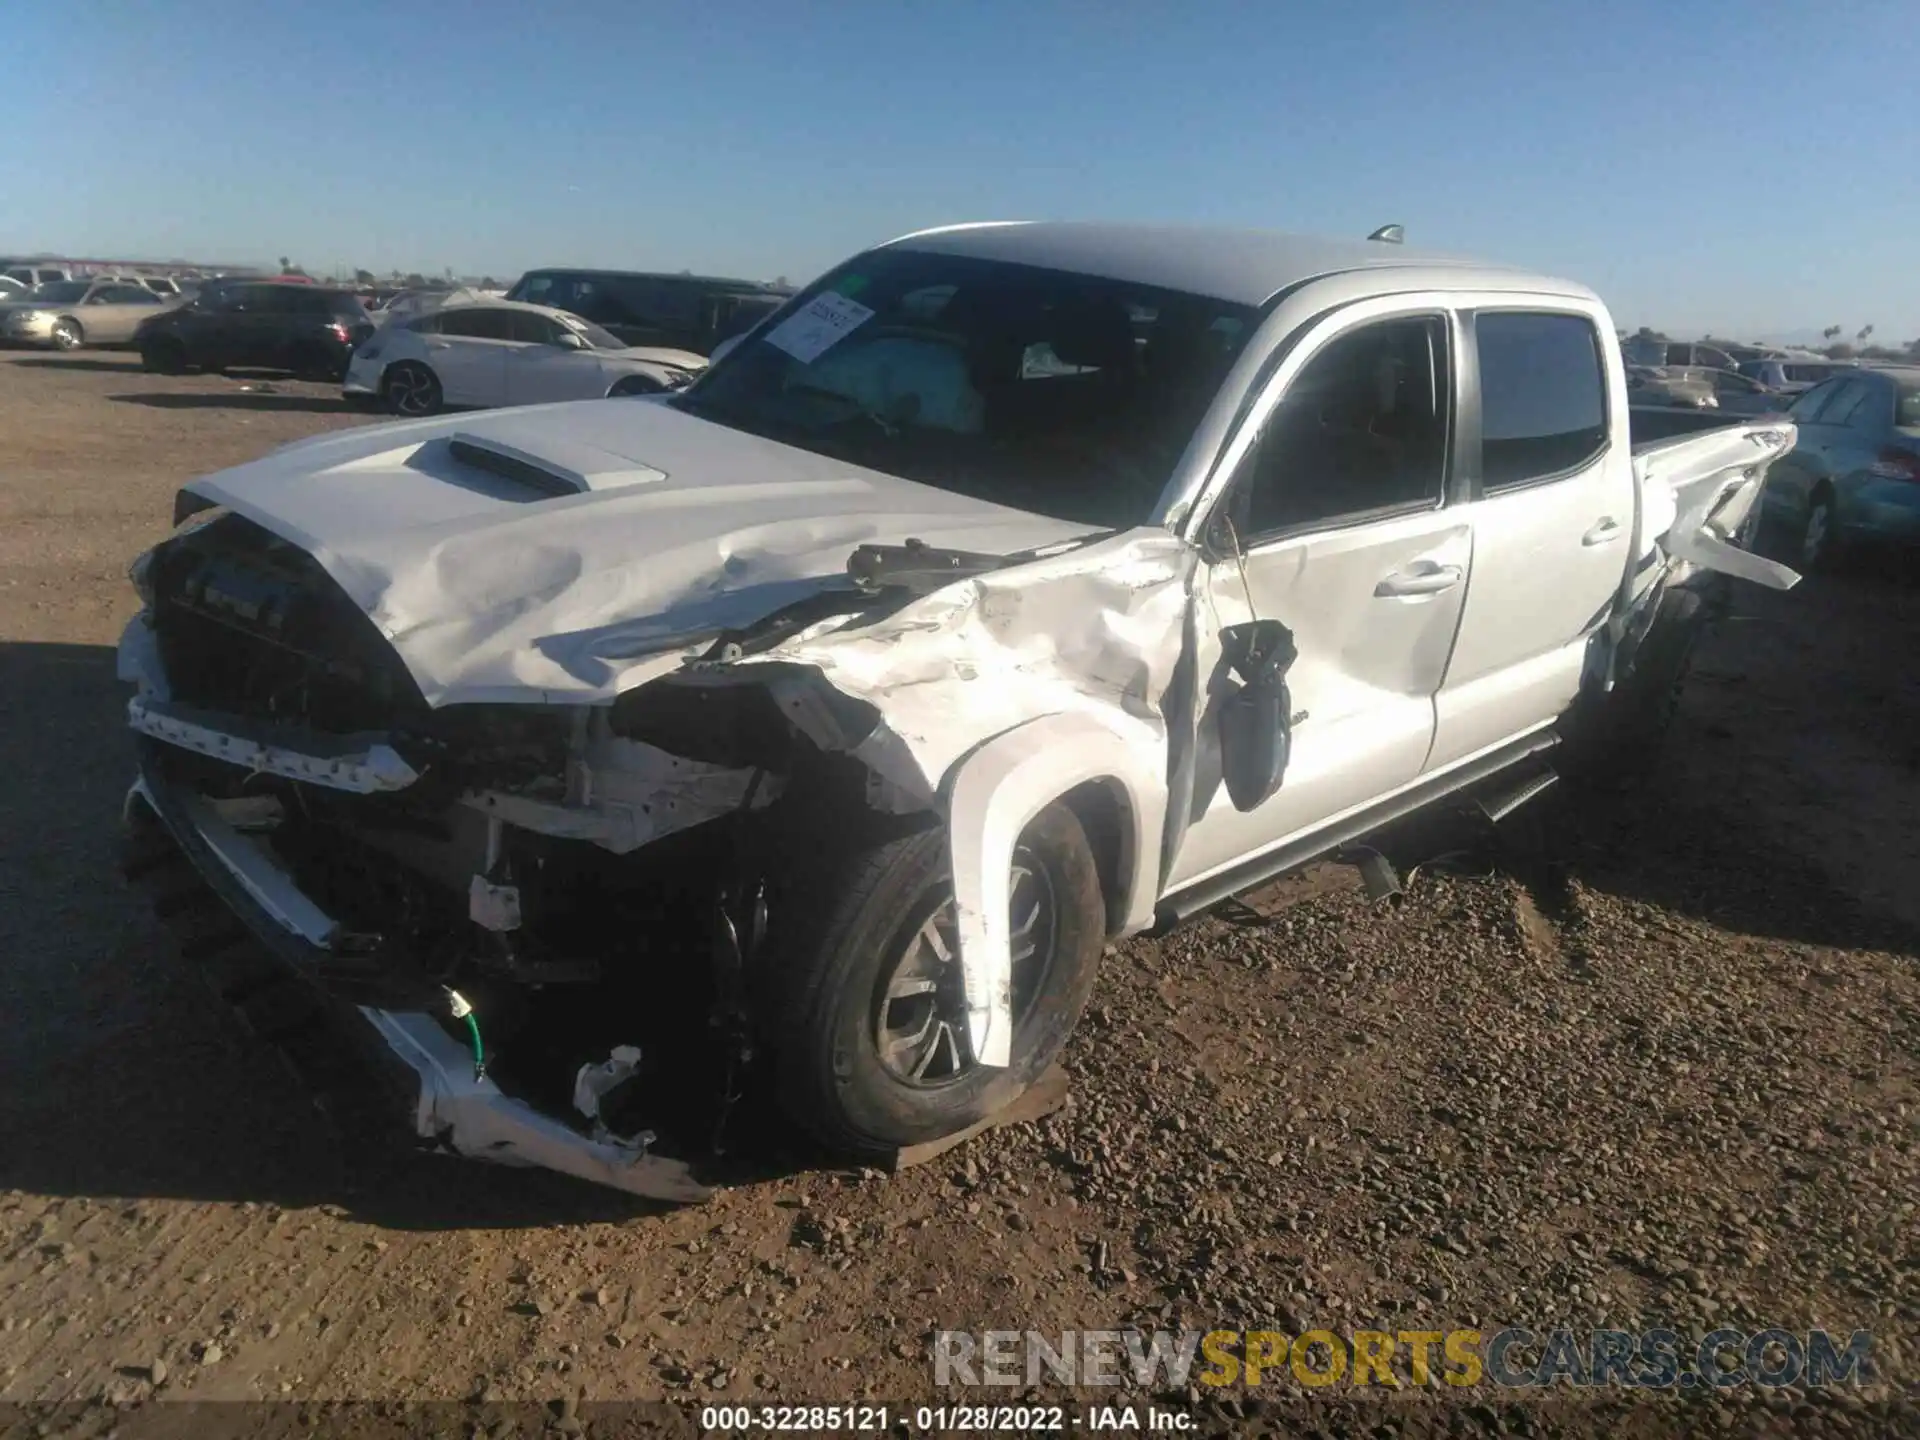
(503, 310), (602, 404)
(1426, 307), (1637, 772)
(87, 284), (163, 342)
(422, 308), (517, 405)
(1165, 303), (1470, 891)
(196, 283), (270, 365)
(1817, 373), (1889, 470)
(1765, 377), (1859, 520)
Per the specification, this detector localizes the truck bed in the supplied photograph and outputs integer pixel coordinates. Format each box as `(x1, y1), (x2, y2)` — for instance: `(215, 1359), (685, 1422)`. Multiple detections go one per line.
(1628, 403), (1777, 450)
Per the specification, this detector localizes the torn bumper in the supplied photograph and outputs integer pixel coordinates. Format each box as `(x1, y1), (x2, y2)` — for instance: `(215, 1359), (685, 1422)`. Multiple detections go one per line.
(125, 754), (713, 1204)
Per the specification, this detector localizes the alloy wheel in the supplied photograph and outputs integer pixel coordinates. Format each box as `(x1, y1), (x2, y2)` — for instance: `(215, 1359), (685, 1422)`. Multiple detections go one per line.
(385, 364), (438, 417)
(872, 851), (1057, 1087)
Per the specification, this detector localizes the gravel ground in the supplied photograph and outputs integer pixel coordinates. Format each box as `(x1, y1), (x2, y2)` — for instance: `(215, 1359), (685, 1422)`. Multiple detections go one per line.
(0, 351), (1914, 1436)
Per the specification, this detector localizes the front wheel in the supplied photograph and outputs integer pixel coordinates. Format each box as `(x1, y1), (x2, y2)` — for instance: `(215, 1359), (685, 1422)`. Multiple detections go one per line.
(382, 361), (442, 417)
(50, 319), (83, 352)
(769, 802), (1107, 1158)
(608, 374), (663, 397)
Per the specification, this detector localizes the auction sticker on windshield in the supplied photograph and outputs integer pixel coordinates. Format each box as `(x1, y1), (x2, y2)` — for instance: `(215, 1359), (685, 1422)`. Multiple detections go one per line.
(764, 290), (875, 364)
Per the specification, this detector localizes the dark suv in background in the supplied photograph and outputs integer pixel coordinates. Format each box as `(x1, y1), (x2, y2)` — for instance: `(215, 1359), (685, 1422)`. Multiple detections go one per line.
(134, 283), (376, 380)
(502, 269), (792, 355)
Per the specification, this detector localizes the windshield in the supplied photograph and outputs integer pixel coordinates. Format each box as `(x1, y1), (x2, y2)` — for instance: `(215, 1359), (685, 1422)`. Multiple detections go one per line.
(674, 250), (1256, 527)
(30, 282), (88, 304)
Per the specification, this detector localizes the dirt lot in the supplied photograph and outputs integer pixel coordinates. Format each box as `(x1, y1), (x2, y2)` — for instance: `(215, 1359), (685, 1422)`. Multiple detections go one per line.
(0, 351), (1915, 1434)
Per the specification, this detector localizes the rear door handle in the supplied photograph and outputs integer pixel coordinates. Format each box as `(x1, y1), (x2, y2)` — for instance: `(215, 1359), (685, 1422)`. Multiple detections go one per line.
(1582, 517), (1624, 546)
(1374, 562), (1463, 598)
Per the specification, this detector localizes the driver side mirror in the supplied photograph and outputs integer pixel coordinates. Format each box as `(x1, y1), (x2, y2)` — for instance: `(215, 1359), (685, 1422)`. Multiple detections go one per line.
(1217, 619), (1299, 813)
(553, 330), (586, 349)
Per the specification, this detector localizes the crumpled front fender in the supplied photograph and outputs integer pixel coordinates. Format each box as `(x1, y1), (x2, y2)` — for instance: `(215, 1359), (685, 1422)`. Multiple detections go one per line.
(943, 711), (1165, 1068)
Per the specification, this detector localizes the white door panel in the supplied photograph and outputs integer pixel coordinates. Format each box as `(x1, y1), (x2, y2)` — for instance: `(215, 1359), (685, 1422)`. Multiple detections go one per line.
(1427, 460), (1633, 771)
(426, 337), (510, 406)
(507, 346), (603, 406)
(1166, 510), (1469, 890)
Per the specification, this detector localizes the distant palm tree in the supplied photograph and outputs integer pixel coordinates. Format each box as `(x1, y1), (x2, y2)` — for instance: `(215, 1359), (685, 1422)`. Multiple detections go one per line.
(1822, 325), (1843, 343)
(1856, 324), (1874, 346)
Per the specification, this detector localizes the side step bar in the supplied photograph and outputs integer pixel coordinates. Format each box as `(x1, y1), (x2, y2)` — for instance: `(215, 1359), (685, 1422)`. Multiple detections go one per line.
(1154, 732), (1558, 929)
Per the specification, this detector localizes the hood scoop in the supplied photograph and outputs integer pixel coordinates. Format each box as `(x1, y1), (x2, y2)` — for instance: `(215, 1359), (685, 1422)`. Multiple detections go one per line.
(445, 432), (668, 501)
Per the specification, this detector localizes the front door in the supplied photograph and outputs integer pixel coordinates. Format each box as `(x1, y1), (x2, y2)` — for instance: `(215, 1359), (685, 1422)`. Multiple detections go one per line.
(1165, 308), (1470, 892)
(503, 311), (599, 405)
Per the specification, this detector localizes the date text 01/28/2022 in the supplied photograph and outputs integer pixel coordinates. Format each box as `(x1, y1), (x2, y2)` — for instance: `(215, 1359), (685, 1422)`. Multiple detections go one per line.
(698, 1405), (1193, 1432)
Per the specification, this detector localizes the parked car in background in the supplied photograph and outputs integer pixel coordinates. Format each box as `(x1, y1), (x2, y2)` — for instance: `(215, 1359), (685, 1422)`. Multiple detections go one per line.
(134, 282), (375, 379)
(2, 279), (174, 350)
(1736, 358), (1858, 394)
(3, 263), (73, 288)
(1622, 338), (1742, 371)
(133, 276), (187, 298)
(1700, 367), (1791, 415)
(344, 299), (706, 415)
(371, 287), (487, 326)
(1626, 365), (1716, 408)
(503, 269), (793, 355)
(0, 276), (27, 301)
(1762, 367), (1920, 568)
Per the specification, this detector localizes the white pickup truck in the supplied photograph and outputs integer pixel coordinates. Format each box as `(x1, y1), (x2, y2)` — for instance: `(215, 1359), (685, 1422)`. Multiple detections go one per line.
(118, 221), (1799, 1200)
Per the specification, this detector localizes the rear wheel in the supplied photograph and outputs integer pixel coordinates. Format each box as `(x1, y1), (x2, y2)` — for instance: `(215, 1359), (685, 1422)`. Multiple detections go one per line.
(1800, 489), (1841, 571)
(769, 802), (1107, 1159)
(382, 361), (441, 417)
(50, 319), (83, 352)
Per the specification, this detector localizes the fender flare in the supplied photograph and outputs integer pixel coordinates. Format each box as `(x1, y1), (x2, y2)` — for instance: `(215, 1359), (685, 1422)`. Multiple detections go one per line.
(943, 711), (1165, 1068)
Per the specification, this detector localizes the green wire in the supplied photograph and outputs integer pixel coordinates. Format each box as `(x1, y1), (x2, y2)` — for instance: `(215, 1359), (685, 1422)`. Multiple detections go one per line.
(461, 1012), (485, 1081)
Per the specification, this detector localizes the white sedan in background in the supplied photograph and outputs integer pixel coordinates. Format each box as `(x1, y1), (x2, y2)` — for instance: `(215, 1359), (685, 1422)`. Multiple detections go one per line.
(344, 299), (707, 416)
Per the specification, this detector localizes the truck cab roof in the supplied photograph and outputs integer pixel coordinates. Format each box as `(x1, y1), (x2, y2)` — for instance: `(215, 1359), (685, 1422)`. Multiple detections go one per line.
(882, 220), (1592, 309)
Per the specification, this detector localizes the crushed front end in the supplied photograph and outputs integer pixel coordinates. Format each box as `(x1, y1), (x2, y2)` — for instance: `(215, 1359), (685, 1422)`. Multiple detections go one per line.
(117, 509), (808, 1203)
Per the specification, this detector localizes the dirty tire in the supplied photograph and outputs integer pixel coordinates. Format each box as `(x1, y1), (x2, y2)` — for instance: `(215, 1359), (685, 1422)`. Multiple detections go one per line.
(1800, 488), (1841, 572)
(770, 802), (1106, 1159)
(382, 361), (441, 417)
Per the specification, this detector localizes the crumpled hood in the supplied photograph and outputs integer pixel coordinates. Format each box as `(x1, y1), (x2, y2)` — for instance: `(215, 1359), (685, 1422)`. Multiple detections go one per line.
(180, 400), (1093, 706)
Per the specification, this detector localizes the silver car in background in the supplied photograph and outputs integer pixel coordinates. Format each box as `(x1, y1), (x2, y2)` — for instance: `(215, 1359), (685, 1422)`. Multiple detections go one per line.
(2, 279), (178, 351)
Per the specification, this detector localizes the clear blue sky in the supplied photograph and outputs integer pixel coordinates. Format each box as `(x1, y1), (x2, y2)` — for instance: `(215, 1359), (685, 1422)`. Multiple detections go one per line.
(4, 0), (1914, 341)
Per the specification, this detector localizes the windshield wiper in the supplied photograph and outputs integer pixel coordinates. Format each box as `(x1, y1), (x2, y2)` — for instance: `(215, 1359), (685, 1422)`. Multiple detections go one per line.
(847, 530), (1119, 596)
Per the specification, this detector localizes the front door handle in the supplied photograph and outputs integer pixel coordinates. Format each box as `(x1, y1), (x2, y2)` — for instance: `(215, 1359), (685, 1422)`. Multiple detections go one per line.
(1374, 562), (1463, 598)
(1582, 517), (1624, 546)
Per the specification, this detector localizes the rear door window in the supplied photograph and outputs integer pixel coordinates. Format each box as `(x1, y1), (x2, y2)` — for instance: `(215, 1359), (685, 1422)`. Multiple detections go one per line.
(1474, 312), (1609, 491)
(1813, 379), (1870, 427)
(436, 308), (517, 341)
